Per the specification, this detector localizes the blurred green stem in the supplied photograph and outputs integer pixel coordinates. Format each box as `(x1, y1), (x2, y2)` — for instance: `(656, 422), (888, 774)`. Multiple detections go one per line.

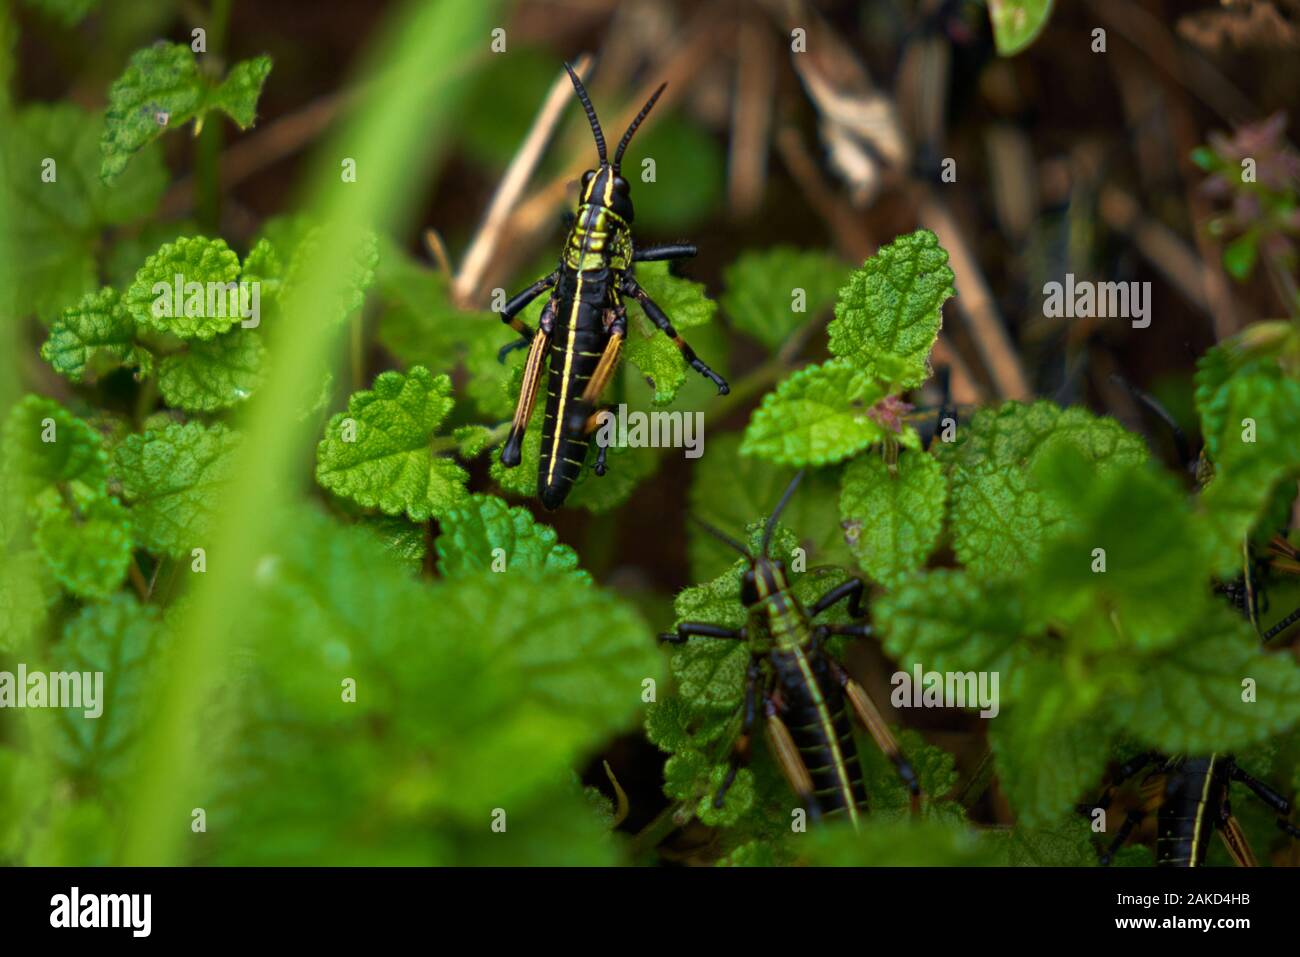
(195, 0), (232, 232)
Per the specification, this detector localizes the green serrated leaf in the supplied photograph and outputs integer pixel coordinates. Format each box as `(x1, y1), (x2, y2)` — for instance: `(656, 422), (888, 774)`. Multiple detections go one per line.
(861, 729), (961, 816)
(315, 366), (469, 522)
(949, 463), (1055, 579)
(2, 395), (108, 497)
(158, 328), (266, 412)
(113, 420), (241, 558)
(1031, 448), (1213, 650)
(359, 513), (426, 574)
(1197, 362), (1300, 571)
(41, 287), (153, 384)
(990, 816), (1098, 866)
(875, 568), (1033, 677)
(840, 451), (946, 587)
(939, 400), (1148, 474)
(741, 360), (886, 466)
(990, 673), (1111, 826)
(207, 55), (273, 128)
(942, 401), (1147, 579)
(434, 493), (587, 581)
(100, 42), (272, 183)
(46, 596), (163, 789)
(33, 493), (133, 599)
(234, 507), (662, 850)
(827, 229), (954, 389)
(721, 246), (851, 351)
(1110, 603), (1300, 753)
(125, 236), (243, 339)
(451, 424), (495, 459)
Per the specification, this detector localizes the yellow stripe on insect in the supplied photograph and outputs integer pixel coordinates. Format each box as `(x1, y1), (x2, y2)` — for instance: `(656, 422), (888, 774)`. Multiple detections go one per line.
(754, 569), (859, 828)
(1189, 755), (1217, 867)
(547, 281), (583, 487)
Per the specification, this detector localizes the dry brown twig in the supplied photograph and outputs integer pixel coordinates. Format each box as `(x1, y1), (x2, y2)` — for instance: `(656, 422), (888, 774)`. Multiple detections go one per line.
(451, 53), (595, 308)
(915, 187), (1032, 400)
(727, 19), (775, 217)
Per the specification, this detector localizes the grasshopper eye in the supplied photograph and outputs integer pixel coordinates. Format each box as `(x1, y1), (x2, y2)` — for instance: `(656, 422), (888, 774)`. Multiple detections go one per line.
(740, 571), (759, 606)
(613, 176), (630, 194)
(581, 170), (595, 188)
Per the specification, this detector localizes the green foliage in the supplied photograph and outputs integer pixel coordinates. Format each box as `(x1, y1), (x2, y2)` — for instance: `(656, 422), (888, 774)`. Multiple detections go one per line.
(939, 401), (1147, 579)
(435, 493), (588, 581)
(840, 451), (946, 587)
(47, 596), (164, 790)
(721, 247), (851, 350)
(880, 439), (1300, 826)
(208, 506), (658, 864)
(827, 229), (954, 389)
(687, 432), (852, 580)
(799, 818), (993, 866)
(315, 366), (470, 522)
(41, 287), (153, 383)
(988, 0), (1055, 56)
(4, 0), (1299, 870)
(624, 261), (719, 406)
(33, 493), (133, 599)
(5, 104), (166, 321)
(125, 236), (243, 339)
(114, 421), (241, 558)
(3, 394), (109, 495)
(1195, 351), (1300, 571)
(741, 360), (888, 465)
(101, 42), (271, 183)
(743, 231), (949, 466)
(158, 329), (266, 412)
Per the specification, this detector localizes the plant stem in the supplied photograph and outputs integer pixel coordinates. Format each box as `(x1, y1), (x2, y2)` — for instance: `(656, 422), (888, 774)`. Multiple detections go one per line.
(134, 376), (159, 428)
(628, 800), (688, 859)
(350, 313), (364, 390)
(128, 557), (151, 601)
(958, 749), (996, 811)
(195, 0), (233, 232)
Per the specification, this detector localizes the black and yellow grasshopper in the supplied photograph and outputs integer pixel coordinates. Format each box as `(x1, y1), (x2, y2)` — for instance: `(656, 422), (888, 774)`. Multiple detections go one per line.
(497, 64), (728, 510)
(1091, 752), (1300, 867)
(660, 473), (920, 829)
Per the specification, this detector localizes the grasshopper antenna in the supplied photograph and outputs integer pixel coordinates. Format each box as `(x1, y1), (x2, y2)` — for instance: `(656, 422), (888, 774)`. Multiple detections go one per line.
(564, 61), (607, 164)
(613, 83), (667, 174)
(689, 515), (752, 559)
(1109, 372), (1193, 474)
(762, 471), (805, 557)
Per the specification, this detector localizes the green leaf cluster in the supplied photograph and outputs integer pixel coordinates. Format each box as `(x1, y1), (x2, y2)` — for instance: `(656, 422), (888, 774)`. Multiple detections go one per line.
(742, 230), (954, 465)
